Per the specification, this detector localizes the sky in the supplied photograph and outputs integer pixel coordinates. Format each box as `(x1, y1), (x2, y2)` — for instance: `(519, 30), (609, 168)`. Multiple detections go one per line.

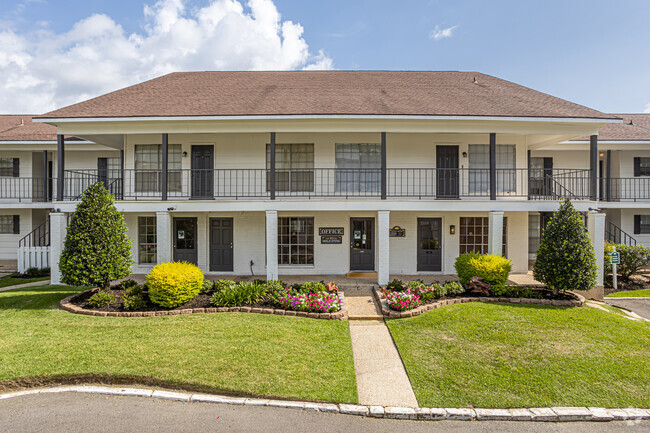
(1, 0), (649, 114)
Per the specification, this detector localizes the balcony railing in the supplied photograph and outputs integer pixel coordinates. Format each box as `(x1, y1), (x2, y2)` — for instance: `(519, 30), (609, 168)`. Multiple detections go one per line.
(0, 177), (50, 202)
(601, 177), (650, 202)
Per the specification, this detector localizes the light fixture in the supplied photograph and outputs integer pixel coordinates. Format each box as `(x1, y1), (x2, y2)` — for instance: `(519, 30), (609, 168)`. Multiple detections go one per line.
(450, 225), (456, 235)
(599, 152), (604, 158)
(182, 151), (188, 157)
(462, 151), (468, 158)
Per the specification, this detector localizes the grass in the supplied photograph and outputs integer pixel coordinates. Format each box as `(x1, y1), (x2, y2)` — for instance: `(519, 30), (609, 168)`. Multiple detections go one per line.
(606, 288), (650, 297)
(386, 302), (650, 408)
(0, 273), (49, 288)
(0, 285), (357, 403)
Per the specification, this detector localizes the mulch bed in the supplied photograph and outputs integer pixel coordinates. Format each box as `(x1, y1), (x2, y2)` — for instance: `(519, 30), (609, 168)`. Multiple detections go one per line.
(604, 274), (649, 295)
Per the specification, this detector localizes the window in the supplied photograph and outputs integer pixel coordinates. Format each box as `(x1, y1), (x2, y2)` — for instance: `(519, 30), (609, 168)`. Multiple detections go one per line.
(528, 214), (541, 254)
(266, 144), (314, 192)
(138, 216), (157, 264)
(335, 143), (381, 192)
(0, 158), (17, 177)
(468, 144), (516, 193)
(639, 158), (650, 176)
(134, 144), (182, 193)
(0, 215), (18, 234)
(634, 215), (650, 234)
(278, 217), (314, 265)
(459, 217), (507, 256)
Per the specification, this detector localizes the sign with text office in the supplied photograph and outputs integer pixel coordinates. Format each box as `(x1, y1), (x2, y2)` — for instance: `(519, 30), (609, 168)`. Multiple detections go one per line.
(319, 227), (344, 236)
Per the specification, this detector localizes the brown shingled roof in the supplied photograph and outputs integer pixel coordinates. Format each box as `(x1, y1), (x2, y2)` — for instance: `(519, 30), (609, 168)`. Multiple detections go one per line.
(571, 114), (650, 141)
(37, 71), (617, 120)
(0, 115), (59, 141)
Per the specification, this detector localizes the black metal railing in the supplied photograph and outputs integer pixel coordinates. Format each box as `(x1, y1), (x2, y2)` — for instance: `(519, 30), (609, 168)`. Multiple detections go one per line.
(601, 177), (650, 202)
(605, 219), (637, 246)
(0, 177), (50, 202)
(18, 217), (50, 248)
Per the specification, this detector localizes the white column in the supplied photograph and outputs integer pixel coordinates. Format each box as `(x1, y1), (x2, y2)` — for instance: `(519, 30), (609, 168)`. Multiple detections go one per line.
(487, 211), (504, 256)
(156, 211), (172, 264)
(266, 210), (278, 281)
(377, 210), (390, 286)
(49, 212), (67, 285)
(587, 211), (605, 289)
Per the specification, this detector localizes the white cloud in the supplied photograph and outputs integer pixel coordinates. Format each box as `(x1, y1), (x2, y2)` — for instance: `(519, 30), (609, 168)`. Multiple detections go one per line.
(429, 25), (457, 41)
(644, 102), (650, 113)
(0, 0), (333, 113)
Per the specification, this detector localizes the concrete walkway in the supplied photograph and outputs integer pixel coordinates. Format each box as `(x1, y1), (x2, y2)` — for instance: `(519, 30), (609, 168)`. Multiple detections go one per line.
(0, 280), (51, 292)
(604, 298), (650, 320)
(347, 290), (418, 408)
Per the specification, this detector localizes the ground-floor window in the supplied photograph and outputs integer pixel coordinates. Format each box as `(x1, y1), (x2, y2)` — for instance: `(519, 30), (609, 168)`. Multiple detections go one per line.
(278, 217), (314, 265)
(459, 217), (507, 256)
(0, 215), (19, 234)
(634, 215), (650, 234)
(528, 214), (541, 254)
(138, 216), (157, 264)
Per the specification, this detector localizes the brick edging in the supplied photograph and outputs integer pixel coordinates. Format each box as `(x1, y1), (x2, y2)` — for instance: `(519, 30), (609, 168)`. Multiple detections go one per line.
(59, 289), (349, 320)
(373, 288), (585, 318)
(1, 385), (647, 422)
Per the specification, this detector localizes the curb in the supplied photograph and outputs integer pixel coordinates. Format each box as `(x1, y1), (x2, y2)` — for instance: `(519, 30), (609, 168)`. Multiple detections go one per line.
(373, 288), (585, 319)
(59, 289), (349, 321)
(0, 385), (648, 422)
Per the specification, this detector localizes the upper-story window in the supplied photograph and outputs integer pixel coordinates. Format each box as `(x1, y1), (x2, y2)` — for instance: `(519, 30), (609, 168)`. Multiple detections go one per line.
(335, 143), (381, 193)
(468, 144), (516, 193)
(0, 158), (18, 177)
(266, 144), (314, 192)
(134, 144), (182, 193)
(634, 157), (650, 176)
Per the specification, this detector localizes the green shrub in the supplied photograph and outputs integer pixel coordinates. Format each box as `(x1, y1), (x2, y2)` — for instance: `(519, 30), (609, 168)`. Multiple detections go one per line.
(122, 285), (147, 311)
(533, 199), (597, 293)
(88, 290), (115, 308)
(430, 284), (446, 299)
(293, 281), (326, 294)
(455, 252), (512, 293)
(211, 281), (267, 307)
(497, 285), (544, 299)
(265, 280), (287, 306)
(213, 280), (236, 292)
(443, 281), (465, 296)
(386, 279), (406, 291)
(116, 279), (139, 291)
(201, 279), (214, 293)
(405, 280), (426, 290)
(24, 267), (50, 277)
(59, 182), (133, 289)
(146, 261), (204, 308)
(615, 244), (650, 279)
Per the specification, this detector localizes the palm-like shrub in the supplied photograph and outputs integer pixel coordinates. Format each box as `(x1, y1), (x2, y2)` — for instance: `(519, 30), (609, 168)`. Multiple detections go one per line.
(533, 199), (597, 293)
(59, 182), (133, 290)
(147, 261), (204, 308)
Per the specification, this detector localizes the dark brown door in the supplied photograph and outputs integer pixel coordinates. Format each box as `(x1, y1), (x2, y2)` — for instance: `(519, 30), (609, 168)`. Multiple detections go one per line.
(417, 218), (442, 271)
(173, 217), (198, 264)
(191, 145), (213, 198)
(350, 218), (374, 271)
(436, 146), (459, 198)
(210, 218), (233, 272)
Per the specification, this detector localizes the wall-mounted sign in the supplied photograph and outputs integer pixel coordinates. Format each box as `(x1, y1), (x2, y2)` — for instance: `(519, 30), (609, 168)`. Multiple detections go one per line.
(319, 227), (344, 236)
(353, 230), (362, 239)
(321, 235), (343, 244)
(177, 230), (185, 239)
(389, 226), (405, 237)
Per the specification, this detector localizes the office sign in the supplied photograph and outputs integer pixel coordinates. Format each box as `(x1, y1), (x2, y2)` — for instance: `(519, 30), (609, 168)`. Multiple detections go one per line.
(319, 227), (344, 236)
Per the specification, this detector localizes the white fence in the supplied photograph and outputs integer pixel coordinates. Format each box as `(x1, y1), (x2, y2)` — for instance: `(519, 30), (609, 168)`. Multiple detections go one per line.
(17, 246), (50, 273)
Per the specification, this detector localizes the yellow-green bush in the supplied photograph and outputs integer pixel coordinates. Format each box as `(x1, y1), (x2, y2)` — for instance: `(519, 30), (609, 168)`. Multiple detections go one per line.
(455, 252), (512, 294)
(146, 261), (204, 308)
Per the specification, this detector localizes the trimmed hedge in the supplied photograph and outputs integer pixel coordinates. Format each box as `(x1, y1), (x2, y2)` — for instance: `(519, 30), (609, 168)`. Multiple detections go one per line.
(146, 261), (204, 308)
(455, 252), (512, 293)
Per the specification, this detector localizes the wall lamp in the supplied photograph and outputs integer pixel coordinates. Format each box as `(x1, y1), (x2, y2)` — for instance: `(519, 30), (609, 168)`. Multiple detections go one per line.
(450, 225), (456, 235)
(462, 151), (468, 158)
(182, 151), (188, 157)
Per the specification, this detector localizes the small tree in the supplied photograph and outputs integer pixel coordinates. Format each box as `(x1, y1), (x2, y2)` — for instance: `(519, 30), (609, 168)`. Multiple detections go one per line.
(60, 182), (133, 289)
(533, 199), (597, 294)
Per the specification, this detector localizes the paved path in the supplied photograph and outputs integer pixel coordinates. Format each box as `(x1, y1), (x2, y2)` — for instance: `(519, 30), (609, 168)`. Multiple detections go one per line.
(1, 393), (646, 433)
(0, 280), (50, 292)
(604, 298), (650, 320)
(347, 290), (418, 408)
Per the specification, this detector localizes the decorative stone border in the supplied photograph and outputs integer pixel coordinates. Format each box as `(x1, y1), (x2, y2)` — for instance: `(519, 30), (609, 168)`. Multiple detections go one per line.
(1, 385), (648, 422)
(59, 289), (348, 320)
(373, 288), (585, 319)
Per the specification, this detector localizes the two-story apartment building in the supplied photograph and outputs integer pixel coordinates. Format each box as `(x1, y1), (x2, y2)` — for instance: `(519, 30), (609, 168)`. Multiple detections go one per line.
(22, 71), (623, 292)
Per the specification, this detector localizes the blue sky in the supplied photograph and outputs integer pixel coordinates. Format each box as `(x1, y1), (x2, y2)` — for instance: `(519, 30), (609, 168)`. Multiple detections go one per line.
(1, 0), (649, 114)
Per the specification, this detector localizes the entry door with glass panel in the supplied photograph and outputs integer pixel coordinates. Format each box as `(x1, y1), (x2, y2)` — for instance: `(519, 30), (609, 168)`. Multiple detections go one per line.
(436, 146), (459, 198)
(529, 157), (553, 198)
(417, 218), (442, 271)
(210, 218), (233, 272)
(173, 217), (197, 264)
(350, 218), (374, 271)
(191, 145), (214, 198)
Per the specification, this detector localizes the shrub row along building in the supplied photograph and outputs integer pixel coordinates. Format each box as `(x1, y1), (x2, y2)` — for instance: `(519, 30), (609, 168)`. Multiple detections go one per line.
(2, 71), (648, 297)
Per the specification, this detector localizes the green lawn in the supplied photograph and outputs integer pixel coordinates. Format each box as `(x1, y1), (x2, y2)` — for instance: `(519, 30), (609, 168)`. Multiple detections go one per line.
(386, 302), (650, 408)
(606, 288), (650, 297)
(0, 285), (357, 403)
(0, 274), (49, 288)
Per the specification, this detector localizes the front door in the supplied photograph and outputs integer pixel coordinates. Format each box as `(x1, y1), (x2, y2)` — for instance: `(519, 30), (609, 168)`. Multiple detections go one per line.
(173, 217), (198, 264)
(210, 218), (233, 272)
(191, 145), (214, 198)
(417, 218), (442, 271)
(436, 145), (459, 198)
(350, 218), (374, 271)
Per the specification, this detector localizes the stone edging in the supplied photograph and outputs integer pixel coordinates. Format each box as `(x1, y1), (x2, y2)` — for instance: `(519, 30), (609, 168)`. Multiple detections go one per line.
(59, 289), (349, 320)
(1, 385), (648, 422)
(373, 288), (585, 319)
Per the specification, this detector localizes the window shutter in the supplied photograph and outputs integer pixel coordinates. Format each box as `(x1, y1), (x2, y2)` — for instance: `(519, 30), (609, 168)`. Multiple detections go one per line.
(543, 157), (553, 170)
(634, 215), (641, 234)
(12, 215), (19, 234)
(634, 157), (641, 177)
(12, 158), (19, 177)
